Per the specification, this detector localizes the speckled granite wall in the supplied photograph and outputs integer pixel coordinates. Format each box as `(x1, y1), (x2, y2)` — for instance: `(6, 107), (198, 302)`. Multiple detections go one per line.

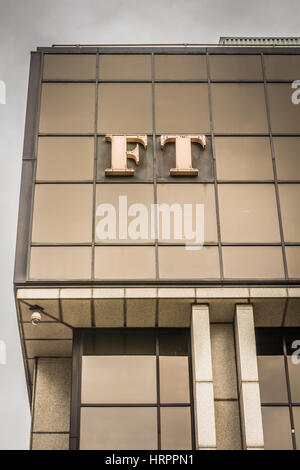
(31, 358), (71, 450)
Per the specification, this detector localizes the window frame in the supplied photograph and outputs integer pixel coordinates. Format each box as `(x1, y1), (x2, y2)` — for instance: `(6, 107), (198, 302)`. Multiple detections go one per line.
(69, 327), (195, 450)
(256, 327), (300, 450)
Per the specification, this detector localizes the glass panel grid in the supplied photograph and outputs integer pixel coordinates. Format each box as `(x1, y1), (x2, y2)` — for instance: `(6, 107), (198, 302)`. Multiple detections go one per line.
(76, 328), (194, 450)
(30, 51), (300, 282)
(256, 328), (300, 450)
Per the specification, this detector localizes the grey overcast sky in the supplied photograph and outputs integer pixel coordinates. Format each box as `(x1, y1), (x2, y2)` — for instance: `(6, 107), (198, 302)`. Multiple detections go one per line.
(0, 0), (299, 449)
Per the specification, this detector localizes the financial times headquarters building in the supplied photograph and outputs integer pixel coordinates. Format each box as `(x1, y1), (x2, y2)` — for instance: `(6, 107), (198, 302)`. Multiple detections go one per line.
(14, 38), (300, 450)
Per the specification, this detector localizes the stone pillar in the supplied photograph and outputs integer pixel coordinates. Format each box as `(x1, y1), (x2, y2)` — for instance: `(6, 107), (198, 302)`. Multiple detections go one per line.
(235, 304), (264, 450)
(191, 304), (216, 450)
(31, 358), (71, 450)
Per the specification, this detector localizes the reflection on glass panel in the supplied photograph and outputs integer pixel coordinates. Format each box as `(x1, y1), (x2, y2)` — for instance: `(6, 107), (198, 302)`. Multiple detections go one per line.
(273, 138), (300, 180)
(156, 184), (217, 243)
(94, 246), (156, 280)
(288, 357), (300, 403)
(32, 184), (93, 243)
(95, 184), (154, 243)
(159, 356), (190, 404)
(83, 331), (157, 355)
(222, 246), (284, 279)
(262, 406), (292, 450)
(255, 328), (284, 356)
(99, 54), (151, 80)
(268, 84), (300, 133)
(215, 137), (273, 180)
(218, 184), (280, 243)
(98, 83), (152, 133)
(80, 407), (157, 450)
(43, 54), (96, 80)
(257, 356), (288, 403)
(264, 55), (300, 80)
(159, 331), (188, 356)
(155, 83), (210, 133)
(39, 83), (95, 133)
(285, 329), (300, 356)
(36, 137), (94, 181)
(209, 55), (263, 81)
(286, 246), (300, 278)
(81, 356), (156, 404)
(211, 84), (268, 133)
(293, 407), (300, 450)
(279, 184), (300, 242)
(29, 246), (91, 280)
(160, 407), (192, 450)
(155, 55), (207, 80)
(159, 246), (220, 279)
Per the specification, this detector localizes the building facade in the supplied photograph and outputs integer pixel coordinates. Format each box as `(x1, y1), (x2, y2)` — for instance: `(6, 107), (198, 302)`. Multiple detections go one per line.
(14, 41), (300, 450)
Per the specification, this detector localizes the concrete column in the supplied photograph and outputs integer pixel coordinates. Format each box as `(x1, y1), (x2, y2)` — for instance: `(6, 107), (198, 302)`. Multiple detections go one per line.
(31, 358), (71, 450)
(191, 304), (216, 450)
(235, 304), (264, 450)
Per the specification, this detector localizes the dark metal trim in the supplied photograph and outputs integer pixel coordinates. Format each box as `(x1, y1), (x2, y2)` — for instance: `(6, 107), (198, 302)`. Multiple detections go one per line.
(261, 53), (289, 280)
(13, 52), (42, 402)
(206, 51), (224, 280)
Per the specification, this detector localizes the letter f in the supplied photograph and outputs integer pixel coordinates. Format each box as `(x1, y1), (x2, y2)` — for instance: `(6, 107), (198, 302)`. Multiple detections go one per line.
(105, 135), (147, 175)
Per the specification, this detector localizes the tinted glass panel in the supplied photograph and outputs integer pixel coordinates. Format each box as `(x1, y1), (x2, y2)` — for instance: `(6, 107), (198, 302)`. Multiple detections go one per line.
(286, 246), (300, 278)
(155, 83), (210, 133)
(222, 246), (284, 279)
(81, 356), (157, 404)
(209, 55), (263, 81)
(255, 328), (284, 355)
(29, 246), (91, 280)
(159, 356), (190, 403)
(94, 246), (156, 280)
(219, 184), (280, 243)
(98, 83), (152, 133)
(285, 329), (300, 356)
(39, 83), (95, 133)
(43, 54), (96, 80)
(159, 246), (220, 279)
(156, 184), (217, 243)
(215, 137), (273, 180)
(36, 137), (94, 181)
(268, 84), (300, 133)
(160, 407), (192, 450)
(211, 84), (268, 133)
(261, 406), (292, 450)
(32, 184), (93, 243)
(288, 357), (300, 403)
(99, 54), (151, 80)
(273, 137), (300, 180)
(83, 331), (156, 355)
(279, 184), (300, 242)
(257, 356), (288, 403)
(80, 407), (157, 450)
(293, 407), (300, 449)
(159, 331), (188, 356)
(155, 54), (207, 80)
(264, 55), (300, 80)
(95, 184), (154, 243)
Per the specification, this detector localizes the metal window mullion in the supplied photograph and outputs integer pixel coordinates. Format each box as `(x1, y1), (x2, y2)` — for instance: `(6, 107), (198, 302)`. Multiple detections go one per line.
(152, 53), (159, 280)
(187, 330), (196, 450)
(206, 50), (224, 280)
(26, 52), (44, 282)
(69, 330), (83, 450)
(261, 53), (289, 280)
(283, 332), (297, 450)
(156, 331), (161, 450)
(91, 52), (99, 285)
